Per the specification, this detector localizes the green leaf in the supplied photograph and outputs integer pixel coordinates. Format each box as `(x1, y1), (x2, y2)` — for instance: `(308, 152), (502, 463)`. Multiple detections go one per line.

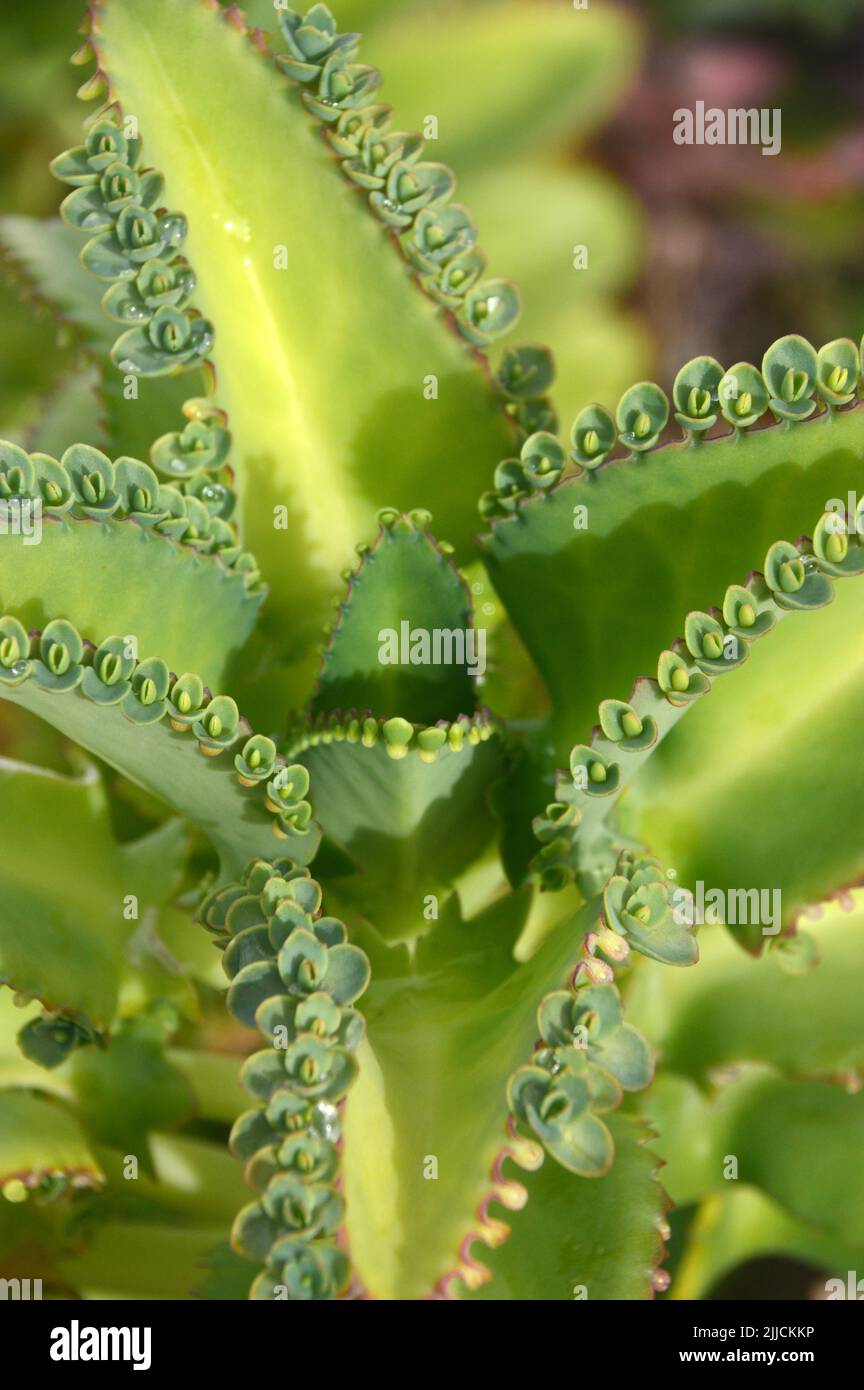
(295, 722), (503, 941)
(0, 757), (213, 1028)
(94, 0), (513, 658)
(0, 665), (319, 881)
(342, 893), (613, 1298)
(311, 511), (477, 724)
(0, 513), (262, 692)
(622, 574), (864, 944)
(626, 893), (864, 1081)
(483, 398), (864, 770)
(65, 1014), (195, 1166)
(646, 1068), (864, 1245)
(57, 1220), (229, 1300)
(463, 1116), (667, 1300)
(0, 1089), (103, 1198)
(0, 216), (207, 459)
(0, 759), (133, 1026)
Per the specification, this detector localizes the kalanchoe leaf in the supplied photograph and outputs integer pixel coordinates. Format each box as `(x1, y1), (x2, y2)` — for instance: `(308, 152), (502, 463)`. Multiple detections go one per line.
(401, 204), (477, 273)
(265, 763), (311, 814)
(684, 610), (747, 675)
(764, 540), (832, 611)
(61, 443), (119, 519)
(816, 337), (859, 407)
(181, 495), (216, 550)
(277, 929), (329, 997)
(116, 205), (174, 258)
(81, 635), (136, 705)
(50, 118), (141, 186)
(616, 382), (669, 452)
(325, 103), (392, 158)
(113, 456), (164, 523)
(236, 734), (279, 786)
(204, 853), (369, 1298)
(284, 877), (323, 916)
(458, 278), (521, 346)
(284, 1037), (358, 1101)
(370, 160), (455, 227)
(716, 361), (769, 429)
(566, 986), (654, 1092)
(277, 5), (360, 83)
(230, 1110), (280, 1164)
(32, 619), (85, 693)
(150, 416), (230, 479)
(657, 649), (710, 705)
(381, 715), (414, 760)
(102, 256), (196, 322)
(520, 432), (566, 490)
(672, 355), (724, 434)
(532, 801), (579, 845)
(61, 163), (164, 230)
(762, 334), (818, 421)
(598, 698), (657, 751)
(30, 453), (74, 515)
(424, 246), (487, 308)
(302, 54), (381, 122)
(81, 204), (182, 280)
(0, 617), (32, 686)
(123, 657), (170, 724)
(229, 963), (285, 1032)
(112, 308), (214, 376)
(812, 511), (864, 577)
(222, 919), (275, 978)
(497, 343), (556, 401)
(155, 485), (191, 541)
(254, 1242), (350, 1301)
(602, 860), (698, 966)
(343, 129), (423, 191)
(266, 1177), (344, 1241)
(508, 1062), (614, 1176)
(322, 943), (371, 1006)
(491, 459), (530, 511)
(570, 744), (620, 796)
(223, 924), (273, 980)
(185, 474), (235, 521)
(193, 694), (242, 754)
(18, 1013), (99, 1070)
(276, 1132), (340, 1184)
(722, 581), (774, 640)
(570, 403), (617, 470)
(0, 440), (35, 498)
(231, 1201), (281, 1262)
(275, 800), (314, 839)
(166, 672), (206, 729)
(511, 395), (559, 435)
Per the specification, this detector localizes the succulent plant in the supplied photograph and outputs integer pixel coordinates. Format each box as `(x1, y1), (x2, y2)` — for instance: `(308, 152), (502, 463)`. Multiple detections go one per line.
(1, 0), (863, 1306)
